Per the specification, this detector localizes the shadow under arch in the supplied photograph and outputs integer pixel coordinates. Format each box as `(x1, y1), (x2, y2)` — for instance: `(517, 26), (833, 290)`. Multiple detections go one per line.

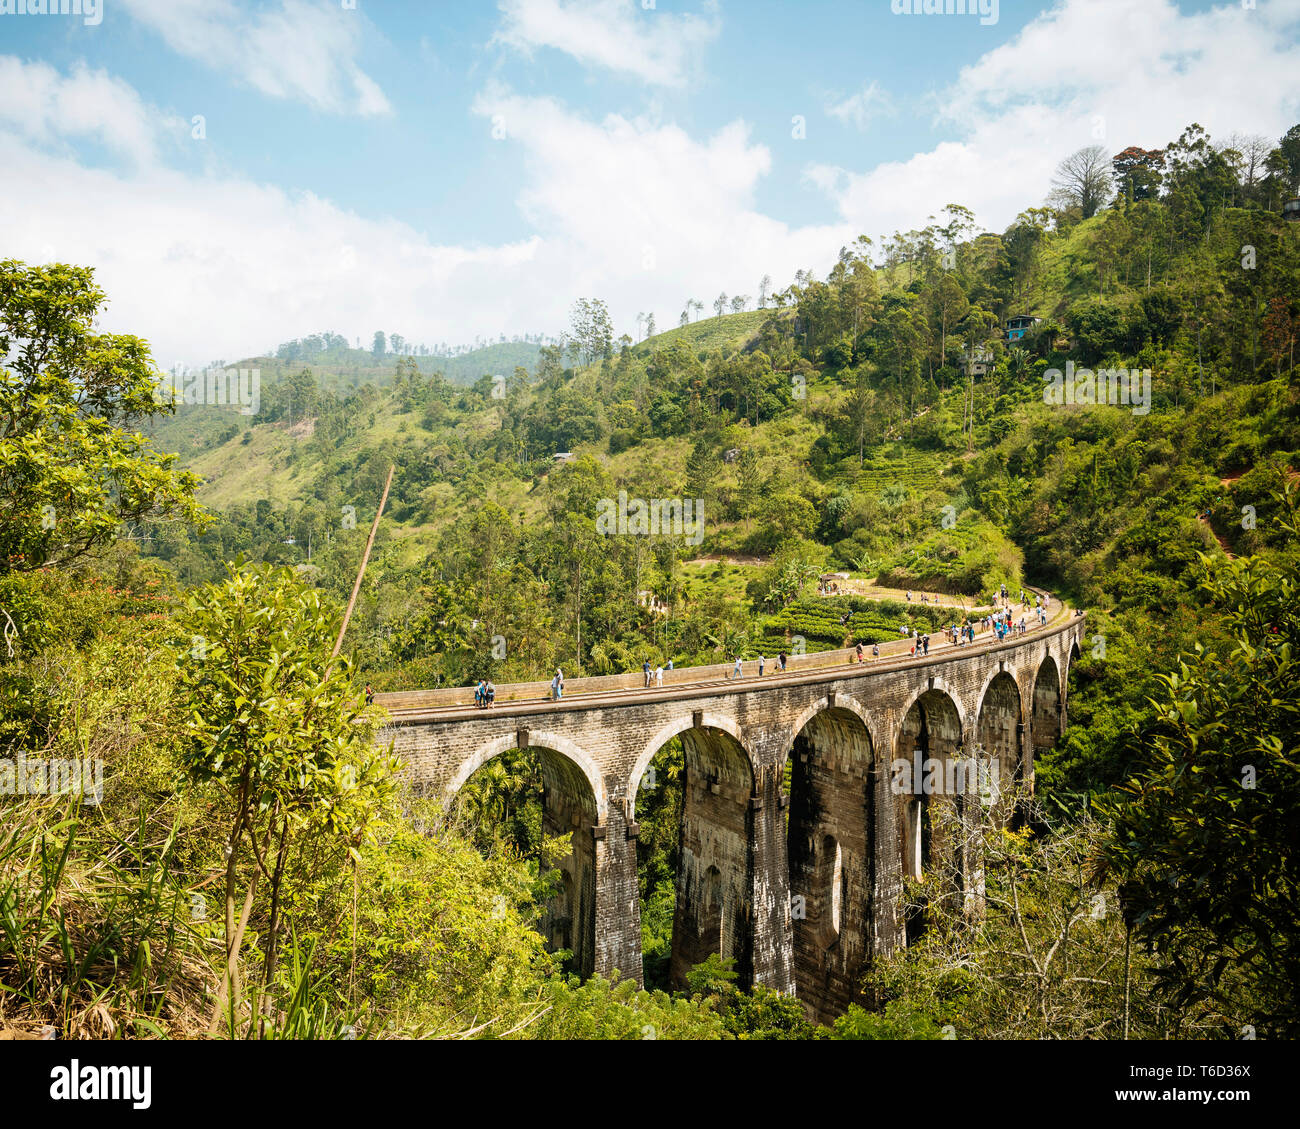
(974, 670), (1024, 825)
(632, 717), (757, 991)
(783, 702), (877, 1023)
(1030, 653), (1064, 758)
(447, 733), (602, 979)
(894, 686), (968, 942)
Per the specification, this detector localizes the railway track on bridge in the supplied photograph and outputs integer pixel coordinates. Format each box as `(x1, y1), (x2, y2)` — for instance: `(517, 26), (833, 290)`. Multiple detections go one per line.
(377, 591), (1081, 724)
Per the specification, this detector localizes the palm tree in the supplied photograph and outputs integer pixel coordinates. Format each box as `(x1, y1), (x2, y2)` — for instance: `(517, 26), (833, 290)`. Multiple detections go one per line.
(851, 552), (880, 578)
(1007, 346), (1030, 380)
(880, 484), (908, 510)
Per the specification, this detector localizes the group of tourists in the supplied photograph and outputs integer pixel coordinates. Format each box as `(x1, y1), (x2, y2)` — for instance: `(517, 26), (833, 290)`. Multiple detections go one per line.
(729, 652), (791, 679)
(988, 606), (1029, 641)
(642, 659), (670, 687)
(486, 585), (1058, 709)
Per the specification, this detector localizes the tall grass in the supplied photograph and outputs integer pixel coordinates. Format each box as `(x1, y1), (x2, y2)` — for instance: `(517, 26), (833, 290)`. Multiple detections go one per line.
(0, 796), (214, 1037)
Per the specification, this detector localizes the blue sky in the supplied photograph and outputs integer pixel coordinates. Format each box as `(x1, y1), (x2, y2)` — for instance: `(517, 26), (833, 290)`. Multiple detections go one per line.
(1, 0), (1298, 367)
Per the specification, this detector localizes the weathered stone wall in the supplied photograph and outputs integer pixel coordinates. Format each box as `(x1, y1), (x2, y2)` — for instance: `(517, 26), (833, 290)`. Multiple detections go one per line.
(670, 728), (754, 988)
(977, 671), (1023, 825)
(786, 708), (874, 1021)
(538, 753), (597, 978)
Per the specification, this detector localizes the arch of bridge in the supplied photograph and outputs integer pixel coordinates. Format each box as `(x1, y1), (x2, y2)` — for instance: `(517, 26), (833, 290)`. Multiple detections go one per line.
(777, 694), (879, 766)
(1033, 652), (1063, 698)
(895, 675), (970, 740)
(448, 729), (609, 821)
(628, 710), (754, 819)
(973, 661), (1026, 723)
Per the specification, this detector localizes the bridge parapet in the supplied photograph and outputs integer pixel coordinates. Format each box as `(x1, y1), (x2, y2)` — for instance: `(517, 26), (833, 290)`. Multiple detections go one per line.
(377, 600), (1083, 717)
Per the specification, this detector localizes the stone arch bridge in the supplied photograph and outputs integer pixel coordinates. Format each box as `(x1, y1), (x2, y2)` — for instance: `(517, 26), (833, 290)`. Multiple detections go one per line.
(377, 604), (1086, 1022)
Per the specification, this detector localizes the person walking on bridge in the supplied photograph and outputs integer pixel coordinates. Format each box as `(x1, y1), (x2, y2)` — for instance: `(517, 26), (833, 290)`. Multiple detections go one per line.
(759, 655), (766, 676)
(732, 655), (743, 680)
(551, 669), (564, 700)
(655, 664), (664, 687)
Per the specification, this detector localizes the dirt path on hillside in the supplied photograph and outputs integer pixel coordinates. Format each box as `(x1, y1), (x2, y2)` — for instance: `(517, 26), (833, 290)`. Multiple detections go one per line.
(684, 558), (997, 610)
(685, 554), (768, 567)
(1198, 514), (1237, 559)
(1202, 471), (1250, 558)
(822, 578), (993, 611)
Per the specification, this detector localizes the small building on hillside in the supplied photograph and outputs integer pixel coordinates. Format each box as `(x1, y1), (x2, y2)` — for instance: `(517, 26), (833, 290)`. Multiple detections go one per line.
(1006, 314), (1042, 342)
(959, 345), (994, 379)
(1284, 198), (1300, 223)
(553, 452), (576, 464)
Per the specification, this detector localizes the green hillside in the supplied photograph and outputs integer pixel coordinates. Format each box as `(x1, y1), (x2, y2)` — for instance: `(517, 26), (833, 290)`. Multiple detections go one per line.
(6, 116), (1300, 1045)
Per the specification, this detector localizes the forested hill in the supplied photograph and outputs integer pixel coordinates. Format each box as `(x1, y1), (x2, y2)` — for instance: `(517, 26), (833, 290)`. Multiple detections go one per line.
(146, 336), (547, 462)
(4, 119), (1300, 1044)
(137, 123), (1300, 795)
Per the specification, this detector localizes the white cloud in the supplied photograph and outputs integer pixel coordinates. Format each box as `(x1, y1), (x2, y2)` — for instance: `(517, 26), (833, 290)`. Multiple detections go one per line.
(466, 84), (846, 321)
(810, 0), (1300, 239)
(825, 82), (895, 131)
(492, 0), (721, 87)
(119, 0), (391, 116)
(0, 59), (843, 369)
(0, 57), (181, 166)
(11, 0), (1297, 375)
